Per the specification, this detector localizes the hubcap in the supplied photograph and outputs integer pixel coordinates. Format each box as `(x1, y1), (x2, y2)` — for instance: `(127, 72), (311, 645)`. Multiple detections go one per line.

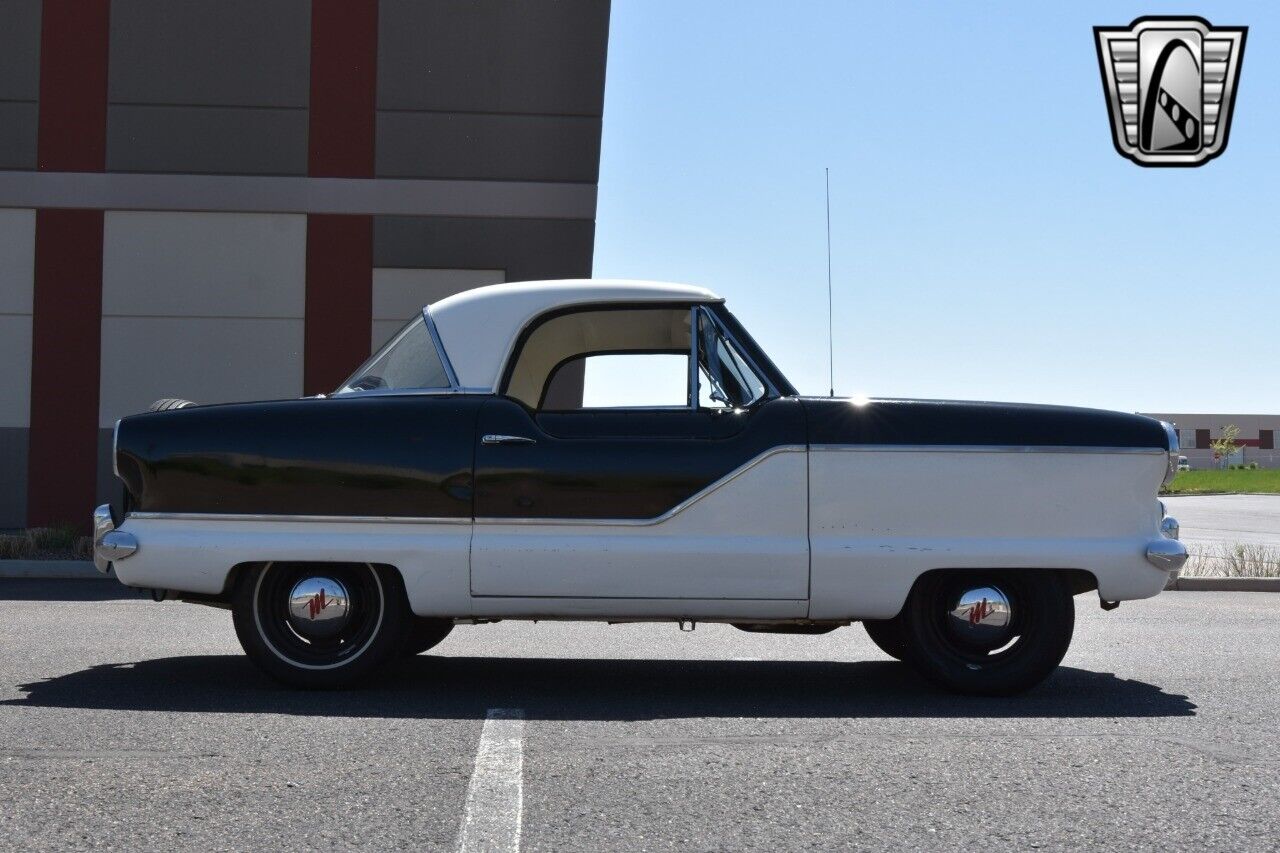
(946, 585), (1013, 648)
(286, 576), (351, 639)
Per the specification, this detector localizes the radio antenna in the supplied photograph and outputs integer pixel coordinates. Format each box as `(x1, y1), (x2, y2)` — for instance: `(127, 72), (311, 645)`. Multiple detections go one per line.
(825, 167), (834, 397)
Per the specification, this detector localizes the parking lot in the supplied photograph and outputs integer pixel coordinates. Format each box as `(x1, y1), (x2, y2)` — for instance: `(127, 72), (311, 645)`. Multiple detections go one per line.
(1, 580), (1277, 851)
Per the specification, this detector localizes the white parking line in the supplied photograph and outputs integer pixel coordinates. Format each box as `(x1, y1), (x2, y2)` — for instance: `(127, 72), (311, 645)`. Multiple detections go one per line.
(457, 708), (526, 853)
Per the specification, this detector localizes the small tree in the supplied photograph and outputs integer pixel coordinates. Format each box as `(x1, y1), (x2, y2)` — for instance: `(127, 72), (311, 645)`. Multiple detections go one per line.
(1210, 424), (1243, 469)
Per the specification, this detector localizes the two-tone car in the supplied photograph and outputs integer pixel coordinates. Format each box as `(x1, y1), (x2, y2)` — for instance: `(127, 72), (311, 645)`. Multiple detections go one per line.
(94, 280), (1187, 694)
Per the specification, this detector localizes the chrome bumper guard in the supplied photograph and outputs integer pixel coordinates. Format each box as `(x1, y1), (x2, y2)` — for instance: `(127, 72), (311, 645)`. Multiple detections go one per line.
(1145, 513), (1187, 572)
(92, 503), (138, 573)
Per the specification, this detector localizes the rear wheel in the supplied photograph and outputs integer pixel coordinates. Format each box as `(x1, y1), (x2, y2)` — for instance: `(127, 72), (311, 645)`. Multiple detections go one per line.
(862, 617), (909, 661)
(402, 618), (454, 656)
(899, 571), (1074, 696)
(232, 562), (410, 688)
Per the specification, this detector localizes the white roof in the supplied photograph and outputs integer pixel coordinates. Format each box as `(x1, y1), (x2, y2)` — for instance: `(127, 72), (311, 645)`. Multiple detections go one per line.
(429, 279), (722, 391)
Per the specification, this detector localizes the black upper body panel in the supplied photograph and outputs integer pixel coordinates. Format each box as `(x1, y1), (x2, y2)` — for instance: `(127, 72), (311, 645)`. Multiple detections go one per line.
(114, 391), (1168, 520)
(473, 396), (805, 519)
(116, 395), (484, 516)
(800, 397), (1171, 449)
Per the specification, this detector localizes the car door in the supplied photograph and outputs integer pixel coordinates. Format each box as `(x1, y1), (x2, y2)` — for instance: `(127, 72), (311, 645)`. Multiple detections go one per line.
(469, 304), (810, 604)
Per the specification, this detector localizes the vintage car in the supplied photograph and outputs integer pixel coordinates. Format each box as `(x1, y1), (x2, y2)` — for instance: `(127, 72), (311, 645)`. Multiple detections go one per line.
(93, 280), (1187, 694)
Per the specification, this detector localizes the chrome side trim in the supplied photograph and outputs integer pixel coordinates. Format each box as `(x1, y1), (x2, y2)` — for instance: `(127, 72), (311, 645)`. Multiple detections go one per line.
(126, 512), (471, 525)
(474, 444), (807, 527)
(809, 444), (1166, 455)
(423, 305), (461, 390)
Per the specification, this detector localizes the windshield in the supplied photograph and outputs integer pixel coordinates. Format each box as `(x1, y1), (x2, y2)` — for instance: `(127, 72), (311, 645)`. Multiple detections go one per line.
(335, 314), (451, 394)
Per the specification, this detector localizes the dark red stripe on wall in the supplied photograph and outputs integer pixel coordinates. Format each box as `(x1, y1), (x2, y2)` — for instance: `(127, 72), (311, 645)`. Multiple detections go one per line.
(304, 215), (373, 394)
(304, 0), (378, 394)
(28, 0), (110, 529)
(308, 0), (378, 178)
(36, 0), (110, 172)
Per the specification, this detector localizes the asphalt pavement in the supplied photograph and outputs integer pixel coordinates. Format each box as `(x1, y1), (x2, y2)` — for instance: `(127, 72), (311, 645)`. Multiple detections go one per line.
(1, 579), (1277, 851)
(1163, 494), (1280, 550)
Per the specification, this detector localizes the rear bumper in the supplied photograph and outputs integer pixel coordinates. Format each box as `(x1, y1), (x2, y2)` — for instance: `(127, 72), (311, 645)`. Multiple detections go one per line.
(92, 504), (139, 574)
(1145, 513), (1188, 572)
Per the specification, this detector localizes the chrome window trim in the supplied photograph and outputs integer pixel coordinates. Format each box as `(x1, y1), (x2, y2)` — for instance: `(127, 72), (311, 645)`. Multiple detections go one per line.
(700, 304), (781, 401)
(474, 445), (806, 526)
(688, 306), (699, 410)
(126, 512), (471, 525)
(809, 444), (1166, 455)
(423, 305), (461, 391)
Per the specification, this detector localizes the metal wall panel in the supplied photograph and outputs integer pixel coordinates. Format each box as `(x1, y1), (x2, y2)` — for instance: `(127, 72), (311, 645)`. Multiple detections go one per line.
(0, 428), (28, 529)
(370, 267), (504, 350)
(374, 216), (595, 282)
(0, 102), (37, 170)
(108, 0), (311, 107)
(0, 317), (32, 428)
(0, 208), (34, 432)
(99, 316), (305, 425)
(0, 208), (35, 314)
(102, 211), (307, 318)
(376, 113), (602, 182)
(107, 105), (308, 175)
(0, 0), (41, 101)
(377, 0), (609, 115)
(99, 211), (307, 426)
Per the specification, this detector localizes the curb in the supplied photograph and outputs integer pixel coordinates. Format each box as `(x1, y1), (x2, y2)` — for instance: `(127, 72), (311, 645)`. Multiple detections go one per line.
(0, 559), (106, 580)
(1168, 576), (1280, 593)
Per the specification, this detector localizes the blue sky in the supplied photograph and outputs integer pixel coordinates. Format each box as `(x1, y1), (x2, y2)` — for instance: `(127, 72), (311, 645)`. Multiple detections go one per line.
(592, 1), (1276, 413)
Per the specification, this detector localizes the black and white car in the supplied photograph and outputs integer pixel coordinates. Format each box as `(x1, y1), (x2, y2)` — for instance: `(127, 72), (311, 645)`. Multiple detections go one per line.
(93, 280), (1187, 694)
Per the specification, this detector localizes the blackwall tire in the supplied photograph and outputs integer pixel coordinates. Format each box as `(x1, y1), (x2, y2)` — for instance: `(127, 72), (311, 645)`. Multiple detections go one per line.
(862, 617), (909, 662)
(232, 562), (410, 689)
(900, 571), (1075, 696)
(402, 618), (454, 656)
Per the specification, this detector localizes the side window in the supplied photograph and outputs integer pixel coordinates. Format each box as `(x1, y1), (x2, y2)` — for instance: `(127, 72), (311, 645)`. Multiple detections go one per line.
(504, 304), (771, 411)
(546, 353), (689, 409)
(505, 307), (693, 409)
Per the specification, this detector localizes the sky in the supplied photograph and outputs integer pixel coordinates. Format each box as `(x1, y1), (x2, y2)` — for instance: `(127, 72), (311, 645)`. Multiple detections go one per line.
(591, 1), (1277, 414)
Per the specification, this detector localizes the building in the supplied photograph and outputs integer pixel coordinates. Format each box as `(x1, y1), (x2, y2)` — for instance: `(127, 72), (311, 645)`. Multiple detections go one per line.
(1142, 413), (1279, 469)
(0, 0), (611, 530)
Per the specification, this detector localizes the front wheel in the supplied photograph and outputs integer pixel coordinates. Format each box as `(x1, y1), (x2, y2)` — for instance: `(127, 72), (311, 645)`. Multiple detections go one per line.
(232, 562), (410, 688)
(899, 571), (1075, 696)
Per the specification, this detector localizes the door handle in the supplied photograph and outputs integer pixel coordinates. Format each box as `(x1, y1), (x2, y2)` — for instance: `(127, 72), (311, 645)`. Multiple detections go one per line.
(482, 434), (537, 446)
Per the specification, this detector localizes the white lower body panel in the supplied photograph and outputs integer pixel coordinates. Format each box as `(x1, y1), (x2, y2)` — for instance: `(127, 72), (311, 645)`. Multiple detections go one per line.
(111, 516), (473, 618)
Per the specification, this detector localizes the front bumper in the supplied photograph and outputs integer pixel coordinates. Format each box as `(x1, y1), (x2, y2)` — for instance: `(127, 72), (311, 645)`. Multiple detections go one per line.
(92, 504), (138, 573)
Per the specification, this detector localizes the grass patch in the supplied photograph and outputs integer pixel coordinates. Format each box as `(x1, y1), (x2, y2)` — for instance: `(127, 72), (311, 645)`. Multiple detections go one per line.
(1161, 468), (1280, 495)
(1180, 543), (1280, 578)
(0, 527), (94, 560)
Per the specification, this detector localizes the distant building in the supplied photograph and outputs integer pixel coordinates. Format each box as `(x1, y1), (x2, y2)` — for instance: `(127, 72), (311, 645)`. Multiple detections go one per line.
(1141, 413), (1279, 469)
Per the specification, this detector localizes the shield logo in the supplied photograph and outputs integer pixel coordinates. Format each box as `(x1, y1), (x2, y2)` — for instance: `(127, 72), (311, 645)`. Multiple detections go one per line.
(1094, 17), (1246, 166)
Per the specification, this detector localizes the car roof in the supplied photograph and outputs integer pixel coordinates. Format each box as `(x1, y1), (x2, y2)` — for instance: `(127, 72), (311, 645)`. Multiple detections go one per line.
(428, 279), (723, 391)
